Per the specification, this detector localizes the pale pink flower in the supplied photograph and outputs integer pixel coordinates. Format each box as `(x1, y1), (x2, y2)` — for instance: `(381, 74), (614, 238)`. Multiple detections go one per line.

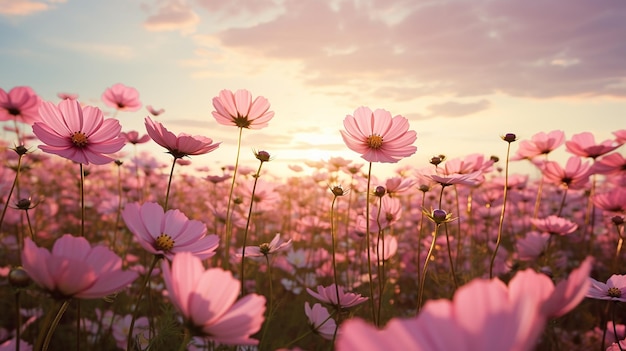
(101, 83), (142, 112)
(425, 171), (482, 187)
(530, 215), (578, 235)
(566, 131), (621, 159)
(358, 196), (403, 232)
(112, 314), (149, 350)
(121, 130), (150, 145)
(122, 202), (219, 260)
(541, 156), (591, 190)
(614, 129), (626, 144)
(0, 86), (41, 124)
(372, 235), (398, 261)
(21, 234), (138, 299)
(32, 99), (125, 165)
(340, 106), (417, 163)
(161, 252), (266, 345)
(511, 130), (565, 160)
(146, 105), (164, 116)
(145, 116), (220, 159)
(336, 257), (592, 351)
(591, 153), (626, 175)
(587, 274), (626, 302)
(305, 302), (337, 340)
(211, 89), (274, 129)
(385, 176), (417, 196)
(238, 233), (292, 258)
(592, 188), (626, 213)
(307, 284), (368, 309)
(515, 231), (549, 261)
(57, 92), (78, 100)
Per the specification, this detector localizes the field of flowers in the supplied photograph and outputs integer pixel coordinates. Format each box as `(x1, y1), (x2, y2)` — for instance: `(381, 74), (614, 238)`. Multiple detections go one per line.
(0, 84), (625, 351)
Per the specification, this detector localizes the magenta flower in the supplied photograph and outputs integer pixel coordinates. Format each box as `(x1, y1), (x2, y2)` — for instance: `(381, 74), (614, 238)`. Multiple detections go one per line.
(145, 116), (220, 159)
(307, 284), (368, 310)
(32, 99), (125, 165)
(530, 215), (578, 235)
(122, 202), (219, 260)
(21, 234), (138, 299)
(511, 130), (565, 161)
(305, 302), (337, 340)
(340, 106), (417, 163)
(101, 83), (142, 112)
(565, 131), (622, 159)
(0, 86), (41, 124)
(614, 129), (626, 144)
(211, 89), (274, 129)
(592, 188), (626, 213)
(591, 153), (626, 175)
(162, 252), (266, 345)
(587, 274), (626, 302)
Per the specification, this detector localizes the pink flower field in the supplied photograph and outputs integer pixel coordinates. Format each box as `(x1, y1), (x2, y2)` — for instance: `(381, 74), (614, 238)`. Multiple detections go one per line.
(1, 84), (626, 351)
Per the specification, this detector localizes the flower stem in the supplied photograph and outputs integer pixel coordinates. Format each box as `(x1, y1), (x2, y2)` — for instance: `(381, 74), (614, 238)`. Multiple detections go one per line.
(127, 255), (160, 351)
(364, 162), (377, 325)
(164, 157), (178, 211)
(330, 195), (340, 305)
(490, 141), (512, 278)
(79, 163), (85, 237)
(41, 299), (71, 351)
(0, 153), (23, 239)
(240, 160), (264, 296)
(418, 223), (441, 312)
(178, 327), (191, 351)
(223, 127), (244, 270)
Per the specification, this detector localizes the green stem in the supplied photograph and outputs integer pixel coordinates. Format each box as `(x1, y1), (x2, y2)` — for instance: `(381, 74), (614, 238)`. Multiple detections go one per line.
(490, 141), (511, 279)
(0, 154), (23, 233)
(224, 127), (244, 270)
(418, 223), (441, 312)
(164, 157), (177, 211)
(79, 163), (85, 237)
(127, 255), (160, 351)
(364, 162), (376, 325)
(330, 195), (340, 304)
(178, 327), (191, 351)
(240, 160), (264, 296)
(42, 300), (71, 351)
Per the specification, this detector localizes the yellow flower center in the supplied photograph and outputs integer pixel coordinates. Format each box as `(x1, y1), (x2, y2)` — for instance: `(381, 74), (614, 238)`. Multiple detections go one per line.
(71, 132), (88, 147)
(155, 234), (175, 251)
(367, 135), (383, 149)
(608, 287), (622, 298)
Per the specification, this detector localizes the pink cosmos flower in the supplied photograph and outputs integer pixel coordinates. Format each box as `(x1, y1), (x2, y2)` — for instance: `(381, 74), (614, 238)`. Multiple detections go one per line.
(372, 235), (398, 261)
(384, 176), (417, 196)
(21, 234), (138, 299)
(211, 89), (274, 129)
(305, 302), (337, 340)
(101, 83), (142, 112)
(530, 215), (578, 235)
(340, 106), (417, 163)
(238, 233), (292, 258)
(566, 132), (622, 159)
(121, 130), (150, 145)
(515, 231), (549, 261)
(32, 99), (125, 165)
(146, 105), (164, 116)
(161, 252), (266, 345)
(145, 116), (220, 159)
(57, 92), (78, 100)
(307, 284), (368, 310)
(0, 86), (41, 124)
(587, 274), (626, 302)
(591, 153), (626, 175)
(425, 170), (483, 188)
(122, 202), (219, 260)
(511, 130), (565, 161)
(358, 196), (403, 232)
(541, 156), (591, 190)
(336, 257), (592, 351)
(592, 188), (626, 213)
(614, 129), (626, 144)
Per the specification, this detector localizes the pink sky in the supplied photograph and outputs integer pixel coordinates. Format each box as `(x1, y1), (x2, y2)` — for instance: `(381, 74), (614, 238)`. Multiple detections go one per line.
(1, 0), (625, 179)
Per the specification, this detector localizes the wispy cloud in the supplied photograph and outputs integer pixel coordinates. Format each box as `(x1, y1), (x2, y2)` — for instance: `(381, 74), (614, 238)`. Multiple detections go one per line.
(425, 99), (491, 118)
(142, 0), (199, 35)
(207, 0), (626, 100)
(0, 0), (66, 16)
(48, 39), (136, 60)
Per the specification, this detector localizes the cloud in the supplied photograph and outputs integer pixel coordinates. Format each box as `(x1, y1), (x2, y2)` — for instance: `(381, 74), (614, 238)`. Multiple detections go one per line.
(50, 40), (136, 60)
(143, 0), (200, 35)
(210, 0), (626, 99)
(425, 99), (491, 118)
(0, 0), (66, 16)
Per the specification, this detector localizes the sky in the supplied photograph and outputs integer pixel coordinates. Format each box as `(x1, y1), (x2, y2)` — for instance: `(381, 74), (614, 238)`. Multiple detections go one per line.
(1, 0), (625, 181)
